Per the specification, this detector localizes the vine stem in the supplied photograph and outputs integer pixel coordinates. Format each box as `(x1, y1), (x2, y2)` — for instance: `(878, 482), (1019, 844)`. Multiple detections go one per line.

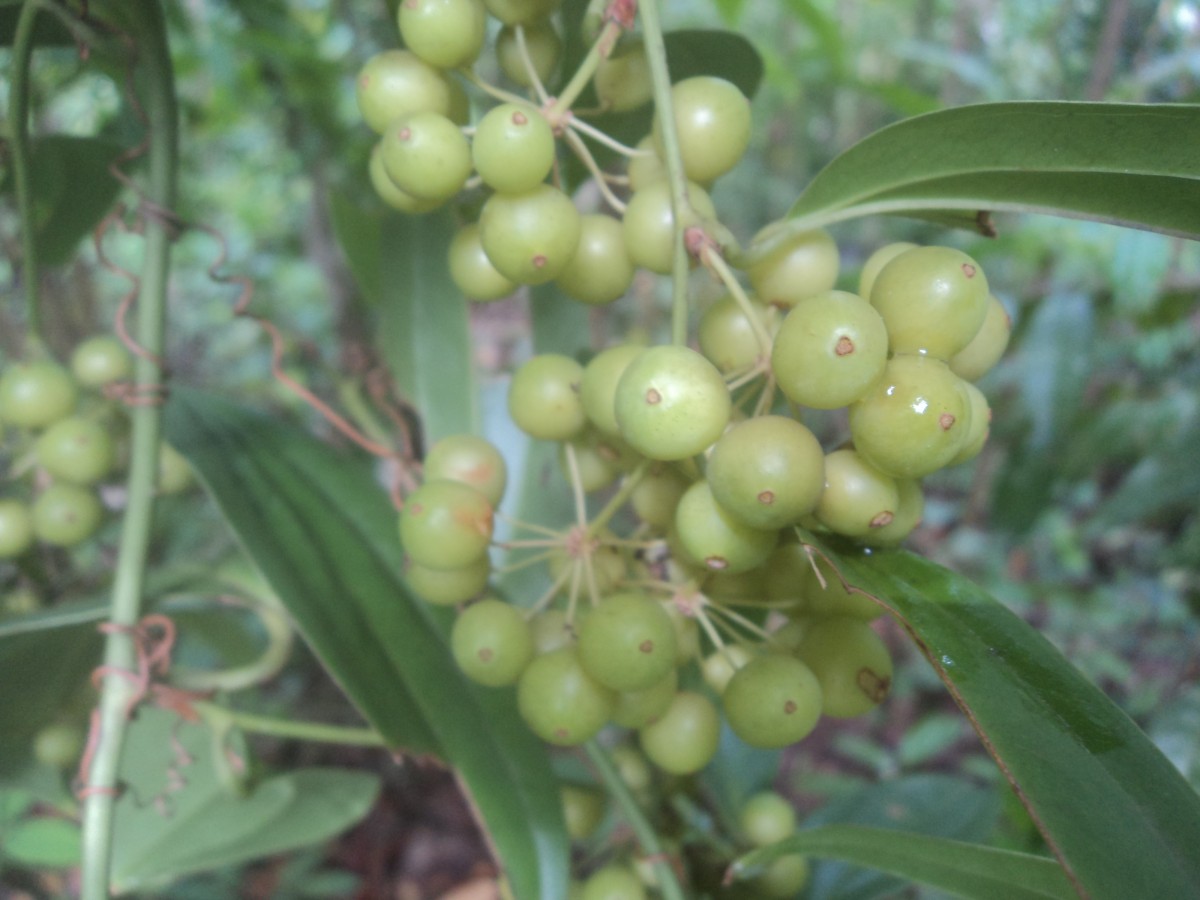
(547, 19), (622, 118)
(79, 4), (177, 898)
(637, 0), (690, 346)
(10, 0), (45, 346)
(192, 702), (386, 747)
(584, 740), (687, 900)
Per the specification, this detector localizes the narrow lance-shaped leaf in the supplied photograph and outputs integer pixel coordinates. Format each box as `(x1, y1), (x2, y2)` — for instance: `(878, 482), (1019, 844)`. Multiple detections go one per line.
(164, 388), (569, 900)
(811, 537), (1200, 900)
(760, 102), (1200, 247)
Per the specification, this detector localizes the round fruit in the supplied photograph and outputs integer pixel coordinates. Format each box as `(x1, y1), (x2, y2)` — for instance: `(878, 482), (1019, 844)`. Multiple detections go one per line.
(403, 553), (491, 605)
(581, 864), (645, 900)
(706, 416), (825, 530)
(452, 598), (534, 686)
(796, 617), (893, 718)
(356, 49), (467, 133)
(157, 442), (194, 495)
(480, 185), (582, 285)
(652, 76), (751, 184)
(700, 643), (755, 694)
(754, 854), (810, 898)
(70, 335), (133, 389)
(31, 483), (103, 546)
(496, 20), (562, 85)
(799, 554), (881, 621)
(611, 667), (678, 729)
(626, 136), (665, 192)
(814, 449), (899, 539)
(949, 380), (991, 466)
(613, 345), (730, 461)
(629, 462), (689, 529)
(398, 479), (494, 570)
(740, 791), (797, 847)
(674, 480), (778, 574)
(747, 227), (840, 309)
(33, 722), (85, 769)
(857, 241), (918, 300)
(638, 690), (721, 774)
(508, 353), (587, 441)
(621, 179), (716, 275)
(473, 103), (556, 193)
(594, 39), (651, 112)
(698, 293), (771, 375)
(368, 143), (443, 213)
(379, 111), (472, 201)
(609, 744), (653, 792)
(448, 224), (518, 300)
(869, 478), (925, 546)
(723, 654), (822, 749)
(577, 591), (677, 691)
(424, 434), (507, 507)
(517, 647), (615, 745)
(0, 362), (77, 429)
(869, 245), (990, 359)
(771, 290), (889, 409)
(0, 499), (35, 558)
(555, 214), (634, 305)
(848, 354), (972, 479)
(950, 294), (1012, 381)
(580, 344), (644, 438)
(35, 416), (116, 486)
(398, 0), (487, 69)
(530, 608), (575, 653)
(558, 433), (620, 493)
(561, 785), (606, 841)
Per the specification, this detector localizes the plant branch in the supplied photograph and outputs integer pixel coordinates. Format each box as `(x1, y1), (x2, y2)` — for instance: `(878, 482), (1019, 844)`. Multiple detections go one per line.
(193, 701), (386, 747)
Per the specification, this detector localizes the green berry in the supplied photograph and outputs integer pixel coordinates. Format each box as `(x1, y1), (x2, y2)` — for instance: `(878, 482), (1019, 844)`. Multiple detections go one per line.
(448, 223), (518, 301)
(800, 553), (881, 620)
(404, 554), (491, 605)
(740, 791), (797, 847)
(796, 617), (893, 718)
(33, 722), (85, 769)
(473, 102), (556, 193)
(496, 20), (561, 84)
(626, 136), (665, 192)
(674, 480), (778, 574)
(613, 346), (730, 461)
(948, 380), (991, 466)
(698, 293), (771, 375)
(577, 591), (677, 692)
(594, 40), (652, 112)
(0, 499), (35, 558)
(424, 434), (507, 507)
(814, 448), (899, 539)
(580, 344), (644, 438)
(555, 214), (634, 305)
(652, 76), (751, 184)
(747, 227), (840, 309)
(157, 442), (195, 495)
(0, 362), (77, 429)
(722, 653), (822, 749)
(530, 608), (575, 654)
(621, 179), (716, 275)
(857, 241), (917, 300)
(32, 483), (103, 546)
(700, 643), (755, 695)
(508, 353), (586, 441)
(638, 690), (720, 774)
(356, 49), (467, 133)
(35, 416), (116, 486)
(581, 864), (646, 900)
(369, 143), (443, 214)
(754, 854), (810, 898)
(517, 647), (616, 746)
(480, 184), (582, 285)
(629, 462), (689, 530)
(558, 432), (620, 493)
(611, 667), (678, 729)
(380, 111), (472, 202)
(452, 598), (534, 686)
(870, 478), (924, 547)
(70, 336), (133, 389)
(398, 0), (487, 69)
(561, 785), (606, 841)
(950, 294), (1011, 381)
(398, 479), (494, 570)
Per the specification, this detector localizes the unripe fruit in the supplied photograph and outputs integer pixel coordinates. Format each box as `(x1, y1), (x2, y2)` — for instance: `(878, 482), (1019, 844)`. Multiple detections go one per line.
(580, 344), (644, 438)
(32, 483), (103, 546)
(480, 185), (582, 285)
(848, 355), (972, 479)
(398, 0), (487, 69)
(701, 643), (755, 694)
(369, 143), (442, 214)
(622, 179), (716, 275)
(157, 442), (194, 495)
(508, 353), (586, 441)
(674, 480), (778, 574)
(356, 50), (466, 133)
(869, 478), (924, 546)
(948, 380), (991, 466)
(626, 136), (665, 192)
(0, 362), (77, 429)
(698, 293), (770, 375)
(517, 647), (615, 745)
(70, 335), (133, 389)
(0, 499), (35, 558)
(815, 449), (899, 539)
(740, 791), (797, 847)
(869, 245), (990, 359)
(496, 20), (561, 84)
(799, 553), (881, 621)
(577, 591), (677, 692)
(747, 227), (840, 309)
(950, 294), (1012, 381)
(706, 416), (825, 530)
(771, 290), (889, 409)
(638, 690), (721, 774)
(473, 103), (556, 193)
(380, 111), (472, 202)
(404, 554), (491, 605)
(754, 855), (810, 898)
(613, 346), (730, 461)
(557, 433), (620, 493)
(611, 667), (678, 728)
(555, 215), (635, 305)
(629, 462), (689, 529)
(652, 76), (751, 184)
(561, 785), (606, 841)
(33, 723), (85, 769)
(723, 654), (822, 749)
(35, 416), (116, 486)
(594, 40), (652, 112)
(796, 617), (893, 718)
(857, 241), (917, 300)
(398, 479), (494, 570)
(448, 224), (517, 301)
(424, 434), (508, 507)
(451, 598), (534, 686)
(581, 864), (645, 900)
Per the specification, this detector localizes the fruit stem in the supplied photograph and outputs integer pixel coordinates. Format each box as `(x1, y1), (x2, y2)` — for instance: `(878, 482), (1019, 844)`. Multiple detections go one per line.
(513, 24), (551, 105)
(637, 0), (690, 346)
(585, 458), (649, 536)
(79, 5), (176, 898)
(192, 701), (387, 747)
(10, 0), (46, 347)
(702, 247), (775, 358)
(585, 740), (688, 900)
(563, 129), (628, 214)
(547, 19), (622, 118)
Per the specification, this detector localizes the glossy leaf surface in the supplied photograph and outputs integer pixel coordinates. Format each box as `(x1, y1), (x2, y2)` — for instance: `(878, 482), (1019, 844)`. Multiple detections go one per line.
(164, 389), (568, 899)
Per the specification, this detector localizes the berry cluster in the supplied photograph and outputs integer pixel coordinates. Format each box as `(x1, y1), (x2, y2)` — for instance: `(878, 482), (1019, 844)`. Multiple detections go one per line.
(0, 337), (193, 560)
(366, 0), (1013, 784)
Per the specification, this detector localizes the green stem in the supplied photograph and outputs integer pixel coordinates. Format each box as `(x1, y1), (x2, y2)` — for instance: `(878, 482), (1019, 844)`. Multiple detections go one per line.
(10, 0), (45, 346)
(547, 20), (622, 118)
(193, 702), (386, 747)
(585, 740), (687, 900)
(637, 0), (690, 346)
(79, 4), (177, 898)
(703, 248), (774, 355)
(585, 459), (649, 537)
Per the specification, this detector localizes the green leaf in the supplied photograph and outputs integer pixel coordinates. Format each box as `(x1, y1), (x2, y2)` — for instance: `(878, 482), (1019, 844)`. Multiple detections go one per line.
(732, 825), (1074, 900)
(774, 102), (1200, 240)
(163, 388), (569, 900)
(3, 136), (125, 265)
(3, 816), (82, 868)
(111, 707), (379, 892)
(328, 196), (475, 445)
(819, 541), (1200, 900)
(0, 4), (75, 46)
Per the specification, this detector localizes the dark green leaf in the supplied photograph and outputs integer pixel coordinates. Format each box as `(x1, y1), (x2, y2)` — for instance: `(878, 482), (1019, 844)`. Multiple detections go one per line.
(163, 389), (569, 900)
(0, 4), (75, 46)
(771, 103), (1200, 241)
(111, 707), (379, 892)
(732, 825), (1074, 900)
(818, 541), (1200, 900)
